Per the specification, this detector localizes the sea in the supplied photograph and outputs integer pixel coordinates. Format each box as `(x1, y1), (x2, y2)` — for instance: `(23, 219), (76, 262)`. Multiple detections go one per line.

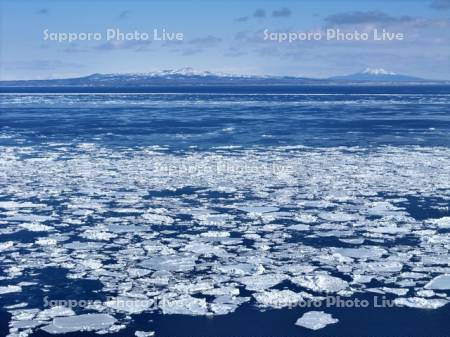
(0, 85), (449, 337)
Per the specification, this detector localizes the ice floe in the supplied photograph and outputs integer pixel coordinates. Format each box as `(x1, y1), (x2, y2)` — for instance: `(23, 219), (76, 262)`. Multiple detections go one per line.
(253, 290), (304, 309)
(239, 274), (286, 291)
(36, 306), (75, 320)
(0, 241), (14, 251)
(295, 311), (339, 330)
(19, 223), (52, 232)
(394, 297), (448, 309)
(1, 143), (450, 336)
(41, 314), (117, 334)
(160, 295), (208, 315)
(105, 297), (155, 314)
(135, 331), (155, 337)
(425, 275), (450, 290)
(238, 206), (279, 214)
(0, 285), (22, 295)
(291, 275), (349, 294)
(427, 217), (450, 229)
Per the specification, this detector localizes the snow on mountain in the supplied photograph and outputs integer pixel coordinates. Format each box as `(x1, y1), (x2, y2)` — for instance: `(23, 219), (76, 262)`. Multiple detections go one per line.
(362, 68), (397, 76)
(0, 67), (438, 88)
(87, 68), (254, 79)
(0, 68), (318, 87)
(152, 67), (249, 78)
(328, 68), (424, 82)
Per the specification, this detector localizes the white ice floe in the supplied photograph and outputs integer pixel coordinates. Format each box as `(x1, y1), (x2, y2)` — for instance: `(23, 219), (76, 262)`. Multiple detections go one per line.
(238, 206), (279, 214)
(171, 281), (214, 294)
(253, 290), (303, 309)
(143, 213), (174, 225)
(160, 295), (208, 315)
(365, 201), (402, 217)
(288, 224), (310, 231)
(368, 226), (409, 235)
(80, 229), (117, 241)
(80, 259), (103, 270)
(19, 223), (52, 232)
(105, 297), (154, 314)
(203, 286), (240, 297)
(40, 314), (117, 334)
(183, 242), (228, 257)
(36, 306), (75, 320)
(318, 212), (358, 222)
(1, 142), (450, 336)
(363, 261), (403, 273)
(416, 290), (435, 298)
(425, 274), (450, 290)
(294, 214), (317, 223)
(0, 285), (22, 295)
(127, 268), (152, 278)
(239, 274), (286, 291)
(427, 217), (450, 229)
(210, 295), (249, 315)
(200, 231), (230, 238)
(339, 238), (365, 245)
(0, 201), (45, 209)
(381, 287), (409, 296)
(135, 331), (155, 337)
(394, 297), (448, 309)
(0, 241), (14, 251)
(139, 255), (197, 272)
(295, 311), (338, 330)
(35, 238), (57, 246)
(334, 247), (386, 259)
(291, 275), (348, 293)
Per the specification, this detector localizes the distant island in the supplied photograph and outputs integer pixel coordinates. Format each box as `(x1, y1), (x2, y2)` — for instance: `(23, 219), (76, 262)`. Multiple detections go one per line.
(0, 68), (447, 88)
(328, 68), (425, 82)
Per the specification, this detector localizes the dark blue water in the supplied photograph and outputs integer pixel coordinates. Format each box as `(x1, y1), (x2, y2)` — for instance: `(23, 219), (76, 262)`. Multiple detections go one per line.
(0, 87), (450, 150)
(0, 86), (449, 337)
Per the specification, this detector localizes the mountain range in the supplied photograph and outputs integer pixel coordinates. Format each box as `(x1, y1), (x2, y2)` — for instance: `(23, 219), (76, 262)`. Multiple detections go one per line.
(0, 68), (445, 88)
(328, 68), (425, 82)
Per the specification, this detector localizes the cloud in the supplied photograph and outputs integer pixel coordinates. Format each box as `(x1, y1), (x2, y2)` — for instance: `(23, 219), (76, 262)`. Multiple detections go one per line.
(189, 35), (222, 47)
(63, 44), (89, 54)
(272, 8), (291, 18)
(237, 8), (290, 22)
(8, 60), (83, 71)
(94, 40), (151, 51)
(117, 10), (131, 19)
(430, 0), (450, 9)
(224, 47), (247, 57)
(325, 11), (414, 25)
(172, 35), (222, 56)
(323, 10), (450, 35)
(177, 48), (202, 56)
(234, 16), (249, 22)
(253, 9), (266, 18)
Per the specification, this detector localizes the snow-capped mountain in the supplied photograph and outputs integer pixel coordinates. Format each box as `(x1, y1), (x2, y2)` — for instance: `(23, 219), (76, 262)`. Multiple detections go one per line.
(0, 68), (318, 87)
(362, 68), (397, 76)
(86, 67), (256, 80)
(0, 67), (438, 89)
(328, 68), (424, 82)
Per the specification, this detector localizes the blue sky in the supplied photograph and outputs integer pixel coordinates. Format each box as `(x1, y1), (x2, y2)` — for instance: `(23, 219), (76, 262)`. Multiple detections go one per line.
(1, 0), (449, 80)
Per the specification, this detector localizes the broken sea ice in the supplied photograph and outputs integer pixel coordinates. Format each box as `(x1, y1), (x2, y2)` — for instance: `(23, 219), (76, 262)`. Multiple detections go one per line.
(295, 311), (339, 330)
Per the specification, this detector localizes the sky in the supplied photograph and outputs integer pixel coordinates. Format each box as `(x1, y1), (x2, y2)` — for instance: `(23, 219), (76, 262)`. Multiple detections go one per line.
(0, 0), (450, 80)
